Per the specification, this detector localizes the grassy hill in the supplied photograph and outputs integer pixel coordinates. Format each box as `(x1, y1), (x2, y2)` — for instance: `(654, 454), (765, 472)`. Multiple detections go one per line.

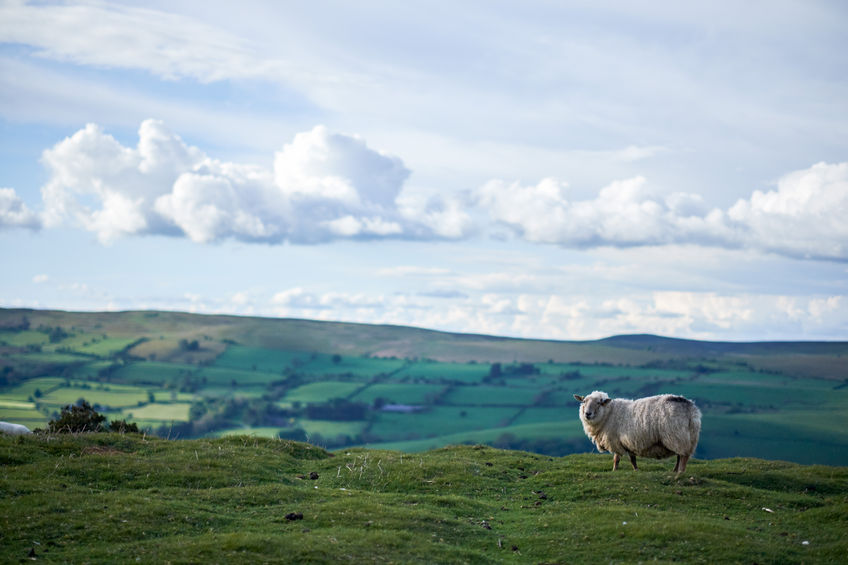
(1, 307), (847, 466)
(1, 432), (846, 563)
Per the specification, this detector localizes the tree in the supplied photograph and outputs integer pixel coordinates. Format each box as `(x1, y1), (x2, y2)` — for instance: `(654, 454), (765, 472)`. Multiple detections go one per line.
(179, 339), (200, 351)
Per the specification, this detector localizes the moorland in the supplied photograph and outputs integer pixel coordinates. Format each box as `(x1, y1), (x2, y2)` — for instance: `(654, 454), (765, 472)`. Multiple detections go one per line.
(1, 432), (846, 563)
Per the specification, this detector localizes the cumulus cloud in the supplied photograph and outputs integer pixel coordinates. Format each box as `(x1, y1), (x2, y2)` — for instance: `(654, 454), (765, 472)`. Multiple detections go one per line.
(38, 120), (470, 244)
(727, 162), (848, 260)
(474, 176), (717, 247)
(0, 187), (41, 230)
(475, 162), (848, 261)
(22, 118), (848, 261)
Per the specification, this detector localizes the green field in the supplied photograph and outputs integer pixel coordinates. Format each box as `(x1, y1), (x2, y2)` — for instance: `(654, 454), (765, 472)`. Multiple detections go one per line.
(121, 402), (191, 422)
(38, 382), (150, 409)
(298, 419), (368, 439)
(111, 361), (198, 385)
(2, 433), (846, 564)
(351, 382), (447, 405)
(369, 405), (521, 441)
(443, 385), (544, 406)
(283, 381), (364, 403)
(1, 307), (847, 466)
(392, 361), (490, 383)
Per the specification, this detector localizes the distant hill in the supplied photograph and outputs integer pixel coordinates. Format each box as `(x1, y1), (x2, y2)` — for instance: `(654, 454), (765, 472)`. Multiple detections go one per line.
(2, 307), (845, 372)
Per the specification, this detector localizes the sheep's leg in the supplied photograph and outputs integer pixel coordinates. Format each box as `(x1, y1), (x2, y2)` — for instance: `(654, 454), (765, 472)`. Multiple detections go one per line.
(612, 453), (621, 470)
(629, 454), (638, 470)
(676, 455), (689, 475)
(673, 455), (680, 473)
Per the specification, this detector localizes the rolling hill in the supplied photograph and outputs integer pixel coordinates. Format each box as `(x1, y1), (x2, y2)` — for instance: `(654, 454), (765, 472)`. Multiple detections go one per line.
(1, 307), (847, 466)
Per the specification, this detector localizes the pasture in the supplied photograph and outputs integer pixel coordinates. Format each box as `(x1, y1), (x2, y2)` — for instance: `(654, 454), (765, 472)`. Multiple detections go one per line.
(1, 308), (846, 465)
(2, 433), (846, 564)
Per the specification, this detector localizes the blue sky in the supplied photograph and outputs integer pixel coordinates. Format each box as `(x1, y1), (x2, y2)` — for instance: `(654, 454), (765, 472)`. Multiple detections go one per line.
(1, 0), (846, 341)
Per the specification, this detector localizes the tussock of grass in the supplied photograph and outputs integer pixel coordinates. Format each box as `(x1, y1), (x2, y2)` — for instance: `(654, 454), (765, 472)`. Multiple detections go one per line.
(1, 433), (845, 563)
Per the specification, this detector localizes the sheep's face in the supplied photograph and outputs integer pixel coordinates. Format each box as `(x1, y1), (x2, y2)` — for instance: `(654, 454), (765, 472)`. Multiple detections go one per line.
(574, 392), (611, 424)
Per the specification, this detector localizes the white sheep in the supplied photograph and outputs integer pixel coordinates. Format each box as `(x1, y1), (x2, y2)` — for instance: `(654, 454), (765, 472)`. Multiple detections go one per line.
(573, 391), (701, 474)
(0, 421), (33, 435)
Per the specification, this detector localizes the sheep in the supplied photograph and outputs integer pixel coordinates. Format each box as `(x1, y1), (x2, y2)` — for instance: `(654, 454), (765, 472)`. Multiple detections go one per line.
(573, 391), (701, 474)
(0, 421), (33, 435)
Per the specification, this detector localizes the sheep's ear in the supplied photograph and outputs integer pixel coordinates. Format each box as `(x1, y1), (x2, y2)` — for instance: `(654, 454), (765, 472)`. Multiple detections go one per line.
(600, 397), (612, 406)
(573, 394), (584, 402)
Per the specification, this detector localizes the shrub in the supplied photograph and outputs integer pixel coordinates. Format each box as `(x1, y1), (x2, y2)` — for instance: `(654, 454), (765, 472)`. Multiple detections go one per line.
(48, 401), (107, 433)
(109, 419), (140, 434)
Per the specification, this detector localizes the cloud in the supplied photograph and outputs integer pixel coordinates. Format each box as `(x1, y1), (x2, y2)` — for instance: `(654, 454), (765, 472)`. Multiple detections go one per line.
(474, 176), (717, 247)
(38, 120), (469, 244)
(32, 274), (48, 284)
(0, 187), (41, 230)
(475, 162), (848, 261)
(377, 266), (452, 277)
(22, 118), (848, 261)
(727, 162), (848, 261)
(265, 286), (847, 341)
(0, 1), (272, 83)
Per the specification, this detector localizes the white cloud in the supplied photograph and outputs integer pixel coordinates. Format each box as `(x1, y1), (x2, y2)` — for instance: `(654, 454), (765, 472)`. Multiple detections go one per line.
(475, 162), (848, 261)
(474, 176), (712, 247)
(32, 274), (48, 284)
(274, 125), (409, 208)
(17, 118), (848, 262)
(377, 266), (452, 277)
(0, 0), (273, 83)
(0, 187), (41, 230)
(37, 120), (470, 244)
(261, 285), (847, 341)
(727, 162), (848, 260)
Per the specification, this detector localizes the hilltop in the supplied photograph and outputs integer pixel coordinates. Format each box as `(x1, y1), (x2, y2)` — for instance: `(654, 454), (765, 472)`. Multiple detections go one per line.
(2, 307), (846, 368)
(1, 432), (846, 563)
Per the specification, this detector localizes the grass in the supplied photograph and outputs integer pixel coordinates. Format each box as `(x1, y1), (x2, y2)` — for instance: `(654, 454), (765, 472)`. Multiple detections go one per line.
(196, 366), (283, 387)
(443, 385), (543, 406)
(283, 381), (365, 403)
(38, 383), (150, 409)
(298, 419), (368, 439)
(2, 377), (66, 399)
(351, 383), (447, 405)
(0, 433), (845, 564)
(392, 361), (491, 383)
(111, 361), (198, 385)
(369, 406), (520, 441)
(213, 346), (308, 372)
(121, 402), (192, 422)
(364, 420), (584, 453)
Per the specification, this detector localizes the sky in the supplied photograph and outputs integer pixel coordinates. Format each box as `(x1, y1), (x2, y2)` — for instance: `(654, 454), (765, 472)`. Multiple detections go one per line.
(1, 0), (847, 342)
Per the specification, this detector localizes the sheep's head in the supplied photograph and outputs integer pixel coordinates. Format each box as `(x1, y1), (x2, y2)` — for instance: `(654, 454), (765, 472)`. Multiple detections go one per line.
(573, 391), (611, 424)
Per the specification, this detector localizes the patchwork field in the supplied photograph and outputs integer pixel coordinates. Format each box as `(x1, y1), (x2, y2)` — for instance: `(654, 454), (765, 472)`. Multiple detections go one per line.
(1, 308), (846, 465)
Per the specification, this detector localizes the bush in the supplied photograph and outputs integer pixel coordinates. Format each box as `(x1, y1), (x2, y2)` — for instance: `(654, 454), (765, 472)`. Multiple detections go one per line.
(48, 401), (107, 433)
(109, 419), (140, 434)
(46, 401), (140, 434)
